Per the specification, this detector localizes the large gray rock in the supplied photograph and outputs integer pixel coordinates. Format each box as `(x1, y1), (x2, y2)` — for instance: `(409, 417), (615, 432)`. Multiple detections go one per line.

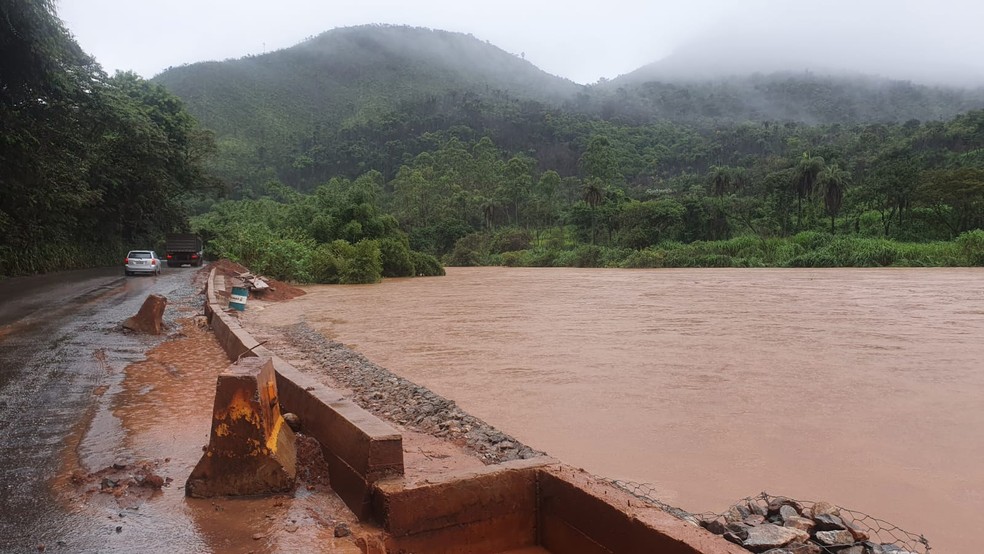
(814, 513), (847, 531)
(743, 523), (810, 553)
(787, 542), (822, 554)
(842, 518), (870, 541)
(838, 546), (864, 554)
(779, 504), (800, 521)
(782, 515), (815, 533)
(811, 500), (840, 518)
(727, 521), (751, 541)
(814, 529), (855, 546)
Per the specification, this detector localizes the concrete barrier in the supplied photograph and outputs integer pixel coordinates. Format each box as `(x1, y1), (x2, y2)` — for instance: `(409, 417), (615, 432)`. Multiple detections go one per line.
(271, 356), (403, 519)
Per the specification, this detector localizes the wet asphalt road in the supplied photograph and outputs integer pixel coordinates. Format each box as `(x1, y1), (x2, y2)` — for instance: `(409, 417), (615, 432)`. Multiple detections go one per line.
(0, 265), (201, 551)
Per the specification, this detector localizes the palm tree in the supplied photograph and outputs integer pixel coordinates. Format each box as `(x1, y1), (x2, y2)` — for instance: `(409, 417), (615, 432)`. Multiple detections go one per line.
(817, 162), (850, 233)
(794, 153), (825, 230)
(482, 199), (497, 230)
(583, 181), (604, 208)
(583, 180), (604, 244)
(710, 166), (731, 197)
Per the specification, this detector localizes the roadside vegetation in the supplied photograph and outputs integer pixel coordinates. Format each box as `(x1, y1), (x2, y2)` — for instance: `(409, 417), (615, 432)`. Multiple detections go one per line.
(0, 1), (218, 276)
(191, 176), (443, 284)
(3, 8), (982, 280)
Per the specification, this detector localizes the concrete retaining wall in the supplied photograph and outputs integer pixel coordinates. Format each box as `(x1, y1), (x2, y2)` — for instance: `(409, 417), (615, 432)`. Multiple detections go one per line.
(536, 468), (746, 554)
(372, 458), (549, 553)
(369, 459), (746, 554)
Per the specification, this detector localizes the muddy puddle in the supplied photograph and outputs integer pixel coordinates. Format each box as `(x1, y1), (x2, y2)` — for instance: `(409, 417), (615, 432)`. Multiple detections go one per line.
(251, 266), (984, 553)
(54, 275), (365, 552)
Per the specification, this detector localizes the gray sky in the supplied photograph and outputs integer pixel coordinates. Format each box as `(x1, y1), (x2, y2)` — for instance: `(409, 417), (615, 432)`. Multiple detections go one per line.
(57, 0), (984, 86)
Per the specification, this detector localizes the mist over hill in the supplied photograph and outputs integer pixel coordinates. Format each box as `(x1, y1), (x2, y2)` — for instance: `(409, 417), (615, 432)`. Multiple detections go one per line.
(151, 24), (984, 193)
(590, 69), (984, 125)
(154, 25), (581, 139)
(156, 24), (984, 135)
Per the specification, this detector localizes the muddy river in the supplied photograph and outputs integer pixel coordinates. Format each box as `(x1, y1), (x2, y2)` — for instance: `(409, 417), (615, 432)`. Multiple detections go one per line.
(254, 267), (984, 553)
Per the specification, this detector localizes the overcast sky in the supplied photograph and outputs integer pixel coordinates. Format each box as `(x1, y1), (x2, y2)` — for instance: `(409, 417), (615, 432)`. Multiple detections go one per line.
(57, 0), (984, 86)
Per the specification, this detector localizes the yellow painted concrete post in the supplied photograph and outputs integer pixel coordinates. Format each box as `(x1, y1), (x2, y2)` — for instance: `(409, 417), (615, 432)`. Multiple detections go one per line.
(186, 357), (296, 497)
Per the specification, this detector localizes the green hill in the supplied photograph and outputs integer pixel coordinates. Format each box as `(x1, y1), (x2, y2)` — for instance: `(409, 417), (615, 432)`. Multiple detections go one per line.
(589, 67), (984, 124)
(151, 24), (984, 194)
(154, 25), (581, 141)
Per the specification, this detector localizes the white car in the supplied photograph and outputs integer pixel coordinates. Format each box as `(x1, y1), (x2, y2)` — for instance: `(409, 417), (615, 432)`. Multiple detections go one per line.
(124, 250), (162, 276)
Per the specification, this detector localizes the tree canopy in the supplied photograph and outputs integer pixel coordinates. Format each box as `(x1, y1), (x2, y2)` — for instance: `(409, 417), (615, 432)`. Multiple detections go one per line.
(0, 0), (217, 275)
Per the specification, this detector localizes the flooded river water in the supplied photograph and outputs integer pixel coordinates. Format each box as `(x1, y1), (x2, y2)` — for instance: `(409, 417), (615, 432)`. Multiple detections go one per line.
(254, 267), (984, 553)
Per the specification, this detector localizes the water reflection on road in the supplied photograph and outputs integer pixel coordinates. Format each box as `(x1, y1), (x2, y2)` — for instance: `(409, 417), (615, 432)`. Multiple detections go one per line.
(254, 266), (984, 554)
(0, 267), (194, 550)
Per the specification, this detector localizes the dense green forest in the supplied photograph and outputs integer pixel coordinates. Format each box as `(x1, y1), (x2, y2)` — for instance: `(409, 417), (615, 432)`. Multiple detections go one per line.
(3, 14), (983, 279)
(0, 0), (217, 275)
(161, 25), (983, 276)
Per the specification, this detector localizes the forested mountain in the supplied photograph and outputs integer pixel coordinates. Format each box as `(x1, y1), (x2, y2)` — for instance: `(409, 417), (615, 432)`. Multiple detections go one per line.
(155, 24), (984, 136)
(154, 25), (580, 142)
(590, 71), (984, 125)
(151, 24), (984, 192)
(146, 24), (983, 278)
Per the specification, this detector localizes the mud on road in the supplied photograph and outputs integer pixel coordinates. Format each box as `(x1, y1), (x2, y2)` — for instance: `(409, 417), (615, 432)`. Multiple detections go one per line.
(0, 267), (368, 552)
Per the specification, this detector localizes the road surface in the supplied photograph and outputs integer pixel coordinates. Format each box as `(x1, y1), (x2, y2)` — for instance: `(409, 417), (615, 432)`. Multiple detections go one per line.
(0, 265), (200, 550)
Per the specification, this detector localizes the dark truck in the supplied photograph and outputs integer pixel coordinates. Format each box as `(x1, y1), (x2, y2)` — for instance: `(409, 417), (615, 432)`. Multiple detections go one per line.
(165, 233), (203, 267)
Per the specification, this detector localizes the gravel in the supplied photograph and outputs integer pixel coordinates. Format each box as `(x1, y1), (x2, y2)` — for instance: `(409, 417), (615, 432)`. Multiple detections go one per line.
(278, 322), (544, 464)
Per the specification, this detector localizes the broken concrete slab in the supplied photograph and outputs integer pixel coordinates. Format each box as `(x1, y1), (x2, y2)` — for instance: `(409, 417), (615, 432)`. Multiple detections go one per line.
(186, 357), (296, 497)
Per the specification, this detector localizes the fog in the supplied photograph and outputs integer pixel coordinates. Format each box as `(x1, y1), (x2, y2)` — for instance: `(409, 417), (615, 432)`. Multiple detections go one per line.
(639, 0), (984, 87)
(58, 0), (984, 86)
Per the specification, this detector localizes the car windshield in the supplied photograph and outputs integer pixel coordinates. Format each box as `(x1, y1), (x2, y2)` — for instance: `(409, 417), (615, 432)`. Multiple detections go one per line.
(128, 251), (152, 259)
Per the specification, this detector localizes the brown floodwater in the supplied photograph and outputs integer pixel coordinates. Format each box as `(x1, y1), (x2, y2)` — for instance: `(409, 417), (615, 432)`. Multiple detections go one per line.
(254, 267), (984, 553)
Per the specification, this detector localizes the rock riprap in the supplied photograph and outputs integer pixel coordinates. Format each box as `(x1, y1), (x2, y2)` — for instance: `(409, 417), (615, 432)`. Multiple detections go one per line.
(700, 495), (924, 554)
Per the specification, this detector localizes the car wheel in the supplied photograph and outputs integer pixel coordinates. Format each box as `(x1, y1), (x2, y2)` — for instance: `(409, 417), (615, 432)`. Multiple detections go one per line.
(125, 270), (131, 276)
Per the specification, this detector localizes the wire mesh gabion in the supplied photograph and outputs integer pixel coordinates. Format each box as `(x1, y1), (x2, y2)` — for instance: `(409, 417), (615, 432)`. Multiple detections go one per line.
(604, 481), (930, 554)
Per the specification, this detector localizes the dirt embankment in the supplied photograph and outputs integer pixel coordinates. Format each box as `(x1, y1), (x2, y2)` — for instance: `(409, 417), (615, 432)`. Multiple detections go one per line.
(205, 259), (305, 302)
